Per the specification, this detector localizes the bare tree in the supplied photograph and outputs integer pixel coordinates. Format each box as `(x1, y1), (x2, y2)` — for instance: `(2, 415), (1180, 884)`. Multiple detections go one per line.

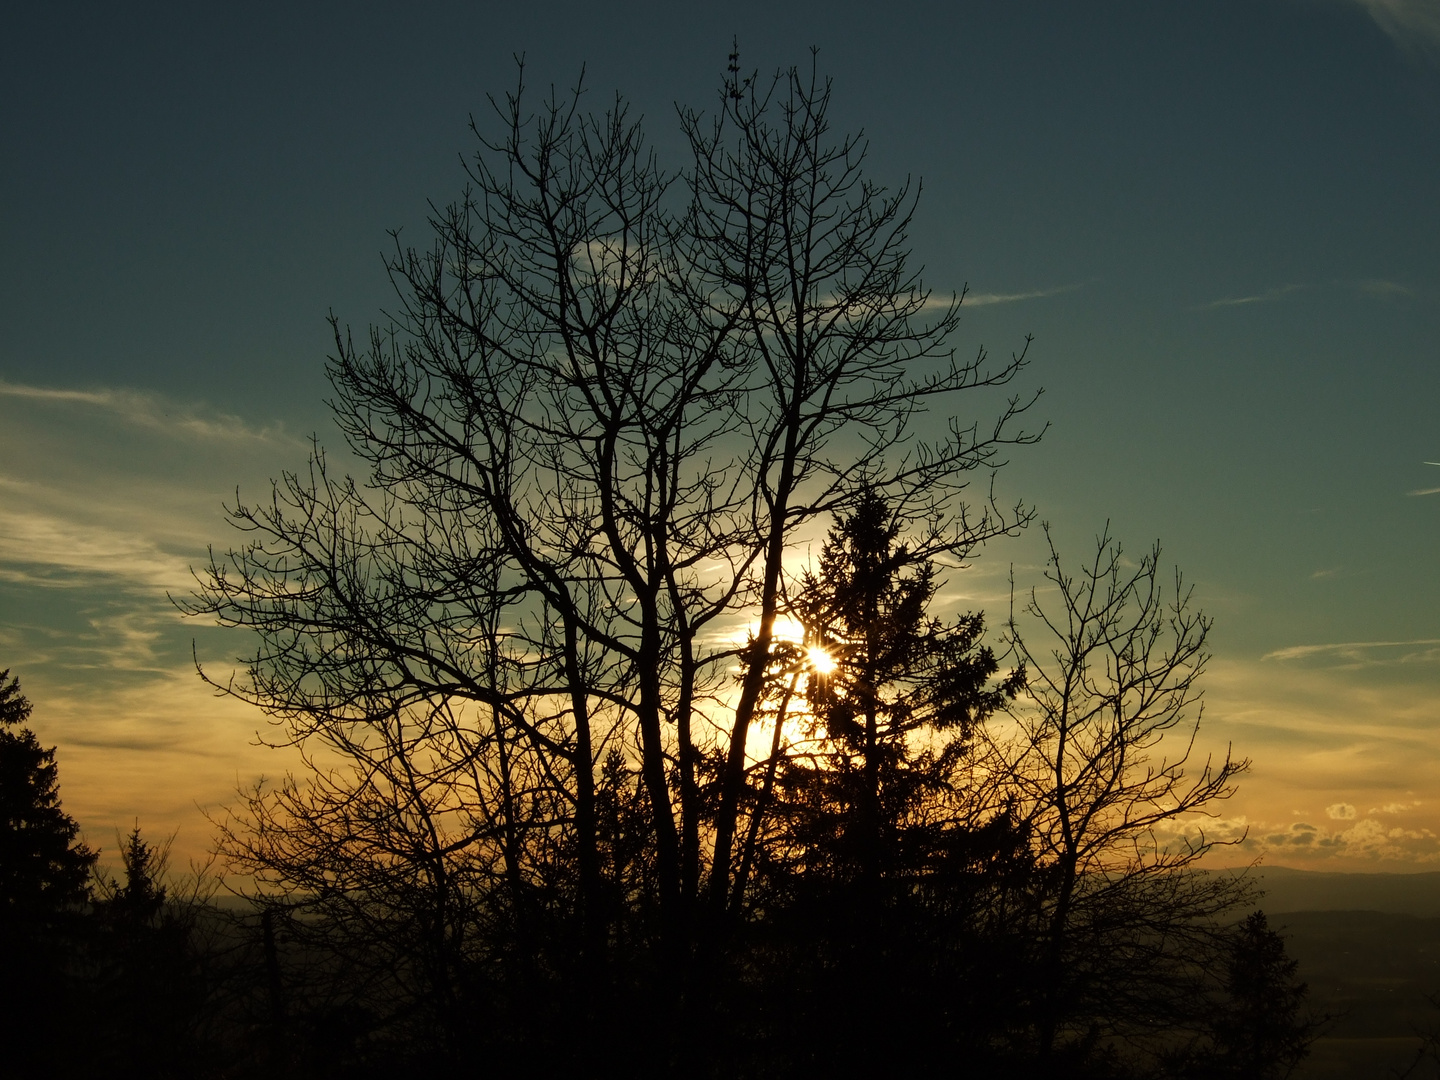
(986, 525), (1252, 1063)
(185, 51), (1040, 1063)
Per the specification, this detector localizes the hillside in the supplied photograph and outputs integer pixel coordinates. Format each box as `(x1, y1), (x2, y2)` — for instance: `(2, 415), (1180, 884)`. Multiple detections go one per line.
(1245, 868), (1440, 1079)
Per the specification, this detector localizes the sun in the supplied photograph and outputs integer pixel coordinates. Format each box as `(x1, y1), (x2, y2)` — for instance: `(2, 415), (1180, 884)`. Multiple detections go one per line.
(807, 646), (837, 676)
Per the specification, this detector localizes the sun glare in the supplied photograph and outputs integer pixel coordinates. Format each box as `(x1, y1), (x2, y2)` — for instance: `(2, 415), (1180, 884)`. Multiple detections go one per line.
(807, 647), (837, 676)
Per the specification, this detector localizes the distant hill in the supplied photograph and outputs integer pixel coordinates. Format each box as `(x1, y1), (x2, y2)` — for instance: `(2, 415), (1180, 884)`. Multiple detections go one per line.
(1206, 869), (1440, 1080)
(1246, 866), (1440, 917)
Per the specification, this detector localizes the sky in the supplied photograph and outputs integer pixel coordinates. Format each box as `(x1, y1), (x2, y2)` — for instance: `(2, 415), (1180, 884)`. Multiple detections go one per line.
(2, 0), (1438, 872)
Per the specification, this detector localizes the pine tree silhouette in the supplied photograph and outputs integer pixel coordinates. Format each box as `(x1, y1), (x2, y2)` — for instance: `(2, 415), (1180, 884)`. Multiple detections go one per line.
(0, 669), (97, 1075)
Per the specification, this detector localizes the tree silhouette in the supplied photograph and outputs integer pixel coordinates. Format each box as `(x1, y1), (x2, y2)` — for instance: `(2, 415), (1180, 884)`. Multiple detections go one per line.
(89, 826), (217, 1078)
(724, 489), (1035, 1073)
(98, 826), (169, 920)
(0, 669), (97, 1076)
(184, 49), (1040, 1067)
(989, 527), (1253, 1069)
(785, 487), (1021, 883)
(1194, 910), (1318, 1079)
(729, 487), (1027, 922)
(0, 669), (95, 922)
(172, 49), (1318, 1080)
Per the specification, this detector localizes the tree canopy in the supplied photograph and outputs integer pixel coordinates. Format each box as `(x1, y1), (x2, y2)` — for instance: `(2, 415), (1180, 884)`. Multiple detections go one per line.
(179, 52), (1310, 1078)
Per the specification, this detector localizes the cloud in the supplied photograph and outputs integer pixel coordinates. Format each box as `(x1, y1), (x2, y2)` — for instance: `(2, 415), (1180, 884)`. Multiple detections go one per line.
(1261, 822), (1324, 848)
(1198, 654), (1440, 866)
(0, 383), (320, 595)
(21, 664), (304, 868)
(0, 380), (300, 446)
(960, 283), (1083, 307)
(1372, 800), (1423, 813)
(1244, 814), (1440, 863)
(1310, 566), (1342, 579)
(0, 382), (337, 870)
(1261, 638), (1440, 663)
(1345, 0), (1440, 55)
(1357, 278), (1416, 297)
(1327, 802), (1357, 819)
(1409, 486), (1440, 496)
(0, 496), (195, 591)
(1199, 284), (1304, 310)
(919, 284), (1083, 312)
(1201, 278), (1423, 311)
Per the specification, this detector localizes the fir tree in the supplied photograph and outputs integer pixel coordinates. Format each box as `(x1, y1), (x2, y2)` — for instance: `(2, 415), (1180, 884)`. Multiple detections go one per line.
(1206, 910), (1317, 1079)
(731, 490), (1032, 1073)
(781, 487), (1023, 886)
(0, 668), (97, 1076)
(92, 826), (209, 1079)
(0, 669), (96, 923)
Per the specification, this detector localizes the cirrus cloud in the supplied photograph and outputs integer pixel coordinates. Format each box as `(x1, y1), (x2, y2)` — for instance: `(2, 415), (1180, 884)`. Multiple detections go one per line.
(1344, 0), (1440, 56)
(0, 380), (301, 446)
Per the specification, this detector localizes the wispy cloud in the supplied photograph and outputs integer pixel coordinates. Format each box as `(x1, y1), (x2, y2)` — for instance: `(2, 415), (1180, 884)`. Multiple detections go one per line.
(0, 381), (299, 446)
(0, 382), (328, 869)
(1357, 278), (1416, 298)
(1261, 638), (1440, 662)
(959, 283), (1083, 307)
(0, 384), (311, 593)
(1201, 278), (1423, 311)
(22, 665), (304, 866)
(0, 502), (193, 591)
(1085, 656), (1440, 868)
(0, 463), (229, 591)
(1410, 486), (1440, 496)
(1345, 0), (1440, 56)
(1199, 284), (1304, 310)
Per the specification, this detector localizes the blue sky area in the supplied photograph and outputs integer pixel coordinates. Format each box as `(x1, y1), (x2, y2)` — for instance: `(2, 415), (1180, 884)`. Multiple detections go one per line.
(2, 0), (1438, 869)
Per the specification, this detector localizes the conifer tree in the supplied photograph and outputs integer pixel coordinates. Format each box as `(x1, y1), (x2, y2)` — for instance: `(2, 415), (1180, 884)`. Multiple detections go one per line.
(727, 491), (1032, 1074)
(92, 826), (209, 1079)
(770, 488), (1023, 889)
(0, 669), (95, 923)
(0, 669), (97, 1076)
(1202, 911), (1317, 1079)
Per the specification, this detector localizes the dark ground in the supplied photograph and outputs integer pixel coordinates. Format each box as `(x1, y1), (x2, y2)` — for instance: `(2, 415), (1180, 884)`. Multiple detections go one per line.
(1248, 869), (1440, 1079)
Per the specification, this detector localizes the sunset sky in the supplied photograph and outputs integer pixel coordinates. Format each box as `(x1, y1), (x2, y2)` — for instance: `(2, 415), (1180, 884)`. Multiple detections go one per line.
(3, 0), (1437, 872)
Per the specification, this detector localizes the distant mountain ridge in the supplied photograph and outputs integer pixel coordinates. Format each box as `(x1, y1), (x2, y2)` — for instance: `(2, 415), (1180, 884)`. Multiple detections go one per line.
(1242, 866), (1440, 916)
